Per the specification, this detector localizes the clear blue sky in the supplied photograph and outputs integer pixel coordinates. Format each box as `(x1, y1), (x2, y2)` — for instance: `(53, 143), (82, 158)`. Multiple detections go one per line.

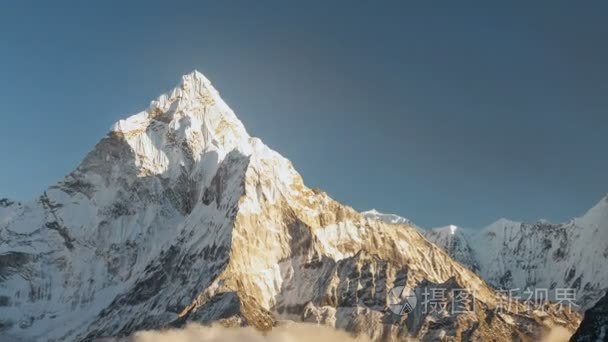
(1, 1), (606, 228)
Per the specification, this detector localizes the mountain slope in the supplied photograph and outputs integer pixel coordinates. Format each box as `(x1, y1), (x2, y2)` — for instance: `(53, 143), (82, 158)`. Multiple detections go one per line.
(360, 209), (412, 226)
(423, 225), (480, 273)
(409, 198), (608, 310)
(0, 71), (580, 341)
(570, 292), (608, 341)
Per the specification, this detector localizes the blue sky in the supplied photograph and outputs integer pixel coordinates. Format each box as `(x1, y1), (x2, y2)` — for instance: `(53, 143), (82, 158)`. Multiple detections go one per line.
(0, 1), (606, 228)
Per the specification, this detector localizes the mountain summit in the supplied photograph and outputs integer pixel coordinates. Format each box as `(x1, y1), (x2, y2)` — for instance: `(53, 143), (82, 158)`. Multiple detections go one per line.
(0, 72), (580, 341)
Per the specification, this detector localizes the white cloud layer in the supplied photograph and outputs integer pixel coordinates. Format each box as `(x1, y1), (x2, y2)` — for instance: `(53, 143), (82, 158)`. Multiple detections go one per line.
(105, 323), (371, 342)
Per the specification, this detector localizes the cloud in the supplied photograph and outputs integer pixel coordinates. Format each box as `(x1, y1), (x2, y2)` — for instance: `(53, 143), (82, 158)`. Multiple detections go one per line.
(102, 322), (574, 341)
(540, 326), (573, 342)
(106, 322), (371, 342)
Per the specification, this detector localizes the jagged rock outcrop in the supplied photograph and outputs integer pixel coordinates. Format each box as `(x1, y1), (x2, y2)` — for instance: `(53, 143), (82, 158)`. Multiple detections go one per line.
(0, 71), (581, 341)
(570, 292), (608, 341)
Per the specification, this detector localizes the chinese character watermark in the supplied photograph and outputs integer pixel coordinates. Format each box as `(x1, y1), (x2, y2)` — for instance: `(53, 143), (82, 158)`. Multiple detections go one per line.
(493, 288), (578, 314)
(384, 286), (577, 316)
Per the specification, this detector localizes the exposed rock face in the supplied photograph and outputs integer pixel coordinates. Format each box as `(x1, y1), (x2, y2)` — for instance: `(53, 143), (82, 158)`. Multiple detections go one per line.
(0, 71), (581, 341)
(0, 198), (15, 207)
(570, 292), (608, 341)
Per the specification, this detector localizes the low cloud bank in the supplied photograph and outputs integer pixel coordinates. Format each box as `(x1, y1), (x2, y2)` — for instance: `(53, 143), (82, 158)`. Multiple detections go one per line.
(541, 326), (573, 342)
(103, 322), (573, 341)
(108, 323), (370, 342)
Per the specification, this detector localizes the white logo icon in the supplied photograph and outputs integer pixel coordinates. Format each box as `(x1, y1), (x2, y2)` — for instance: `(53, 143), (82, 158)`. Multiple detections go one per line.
(388, 286), (417, 315)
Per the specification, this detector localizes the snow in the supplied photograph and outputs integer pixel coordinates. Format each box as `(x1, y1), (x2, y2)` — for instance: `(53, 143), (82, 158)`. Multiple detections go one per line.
(111, 111), (149, 133)
(0, 70), (258, 340)
(361, 209), (411, 225)
(416, 197), (608, 309)
(449, 224), (457, 235)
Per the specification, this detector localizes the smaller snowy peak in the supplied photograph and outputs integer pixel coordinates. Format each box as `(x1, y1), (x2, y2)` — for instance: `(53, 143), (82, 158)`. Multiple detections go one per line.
(361, 209), (411, 225)
(450, 224), (457, 234)
(429, 224), (457, 234)
(426, 224), (470, 238)
(423, 224), (479, 272)
(428, 224), (461, 235)
(481, 217), (521, 233)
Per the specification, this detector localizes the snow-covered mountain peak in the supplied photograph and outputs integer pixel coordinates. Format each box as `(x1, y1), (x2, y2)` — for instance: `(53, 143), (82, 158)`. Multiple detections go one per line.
(181, 69), (211, 86)
(434, 224), (459, 235)
(111, 70), (249, 151)
(481, 217), (521, 233)
(97, 71), (257, 182)
(423, 224), (479, 273)
(360, 208), (411, 225)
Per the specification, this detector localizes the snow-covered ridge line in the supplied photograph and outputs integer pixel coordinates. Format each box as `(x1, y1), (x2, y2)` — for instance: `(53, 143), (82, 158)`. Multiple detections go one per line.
(371, 195), (608, 309)
(361, 208), (411, 225)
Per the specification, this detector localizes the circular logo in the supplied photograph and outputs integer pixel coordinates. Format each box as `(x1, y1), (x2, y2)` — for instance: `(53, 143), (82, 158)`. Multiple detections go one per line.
(388, 286), (417, 315)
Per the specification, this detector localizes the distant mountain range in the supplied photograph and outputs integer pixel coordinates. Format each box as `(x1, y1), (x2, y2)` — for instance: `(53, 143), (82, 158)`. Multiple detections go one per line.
(365, 195), (608, 311)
